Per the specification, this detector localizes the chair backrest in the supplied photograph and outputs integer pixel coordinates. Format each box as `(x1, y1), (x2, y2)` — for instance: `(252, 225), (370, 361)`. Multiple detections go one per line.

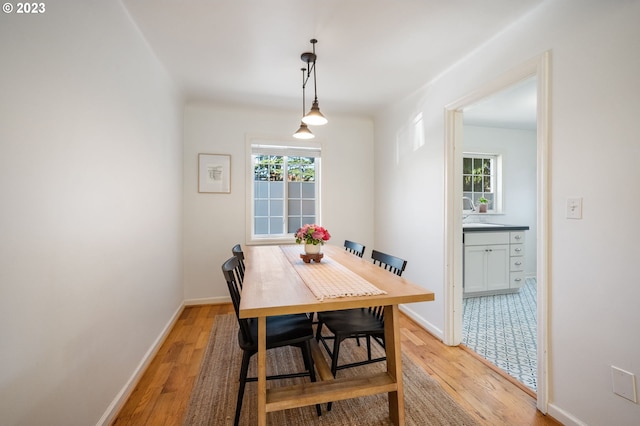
(231, 244), (245, 282)
(371, 250), (407, 277)
(221, 256), (252, 343)
(344, 240), (366, 258)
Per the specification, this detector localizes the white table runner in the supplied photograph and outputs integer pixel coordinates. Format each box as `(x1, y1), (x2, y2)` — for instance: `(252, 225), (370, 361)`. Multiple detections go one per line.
(280, 245), (387, 301)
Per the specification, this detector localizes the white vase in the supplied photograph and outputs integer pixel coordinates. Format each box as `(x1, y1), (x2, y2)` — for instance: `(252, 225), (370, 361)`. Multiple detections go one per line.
(304, 243), (321, 255)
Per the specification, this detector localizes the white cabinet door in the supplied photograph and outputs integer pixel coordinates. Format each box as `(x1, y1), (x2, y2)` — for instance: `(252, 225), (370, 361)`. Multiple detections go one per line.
(486, 244), (510, 290)
(464, 245), (487, 293)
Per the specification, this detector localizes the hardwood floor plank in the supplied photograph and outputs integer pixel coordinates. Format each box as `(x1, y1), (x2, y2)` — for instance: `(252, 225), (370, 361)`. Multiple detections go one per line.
(111, 304), (561, 426)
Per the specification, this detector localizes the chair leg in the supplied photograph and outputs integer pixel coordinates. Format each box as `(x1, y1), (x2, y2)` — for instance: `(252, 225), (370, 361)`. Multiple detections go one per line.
(366, 334), (372, 360)
(301, 341), (322, 417)
(330, 335), (344, 378)
(315, 320), (324, 341)
(235, 350), (252, 426)
(327, 334), (346, 412)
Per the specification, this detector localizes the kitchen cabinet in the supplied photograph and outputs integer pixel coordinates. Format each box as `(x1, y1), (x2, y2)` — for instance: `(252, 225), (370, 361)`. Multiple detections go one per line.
(463, 228), (527, 297)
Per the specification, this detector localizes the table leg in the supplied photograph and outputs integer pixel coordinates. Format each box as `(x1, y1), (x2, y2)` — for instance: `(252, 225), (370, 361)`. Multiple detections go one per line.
(257, 316), (267, 426)
(384, 304), (405, 425)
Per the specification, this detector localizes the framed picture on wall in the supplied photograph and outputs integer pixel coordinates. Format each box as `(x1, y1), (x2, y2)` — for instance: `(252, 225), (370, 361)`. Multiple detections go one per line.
(198, 154), (231, 193)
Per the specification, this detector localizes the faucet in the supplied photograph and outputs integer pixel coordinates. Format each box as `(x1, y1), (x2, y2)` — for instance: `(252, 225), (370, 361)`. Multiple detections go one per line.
(463, 197), (476, 212)
(462, 197), (476, 221)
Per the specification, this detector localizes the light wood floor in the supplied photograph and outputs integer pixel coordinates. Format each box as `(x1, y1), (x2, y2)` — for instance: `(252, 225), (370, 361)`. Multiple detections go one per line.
(112, 304), (561, 425)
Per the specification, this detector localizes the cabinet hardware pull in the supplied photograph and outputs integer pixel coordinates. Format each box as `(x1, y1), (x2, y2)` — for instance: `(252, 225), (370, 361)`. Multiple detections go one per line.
(515, 261), (522, 265)
(515, 235), (521, 240)
(514, 278), (522, 282)
(515, 248), (522, 252)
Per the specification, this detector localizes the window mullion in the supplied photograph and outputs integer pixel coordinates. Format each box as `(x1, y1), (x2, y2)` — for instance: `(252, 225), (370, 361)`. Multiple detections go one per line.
(283, 156), (289, 233)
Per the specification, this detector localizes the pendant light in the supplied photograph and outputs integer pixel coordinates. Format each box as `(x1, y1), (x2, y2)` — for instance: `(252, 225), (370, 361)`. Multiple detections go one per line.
(301, 39), (327, 126)
(293, 68), (314, 139)
(293, 39), (327, 137)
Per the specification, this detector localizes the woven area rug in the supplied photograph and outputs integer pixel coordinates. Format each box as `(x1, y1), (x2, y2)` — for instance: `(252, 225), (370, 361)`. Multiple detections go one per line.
(184, 314), (479, 425)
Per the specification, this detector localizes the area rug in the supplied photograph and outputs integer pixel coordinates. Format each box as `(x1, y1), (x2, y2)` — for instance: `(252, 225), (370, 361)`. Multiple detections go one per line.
(184, 314), (479, 425)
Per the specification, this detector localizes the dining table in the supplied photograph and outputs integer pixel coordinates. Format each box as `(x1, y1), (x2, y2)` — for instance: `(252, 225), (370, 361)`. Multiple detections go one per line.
(239, 244), (435, 426)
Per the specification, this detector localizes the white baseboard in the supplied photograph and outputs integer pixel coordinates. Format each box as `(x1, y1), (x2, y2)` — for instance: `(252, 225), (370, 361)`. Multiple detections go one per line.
(547, 403), (586, 426)
(399, 304), (444, 341)
(184, 295), (231, 306)
(96, 302), (185, 426)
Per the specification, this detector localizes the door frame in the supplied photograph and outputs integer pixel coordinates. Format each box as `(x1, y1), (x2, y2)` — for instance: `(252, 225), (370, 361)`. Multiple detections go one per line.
(442, 51), (550, 413)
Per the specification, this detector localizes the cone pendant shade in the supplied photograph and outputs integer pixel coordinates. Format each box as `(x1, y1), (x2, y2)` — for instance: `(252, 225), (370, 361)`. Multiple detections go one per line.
(293, 122), (314, 139)
(302, 99), (327, 126)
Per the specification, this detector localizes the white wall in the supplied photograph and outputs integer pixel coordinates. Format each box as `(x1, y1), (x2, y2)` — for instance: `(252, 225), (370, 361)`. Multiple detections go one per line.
(183, 103), (374, 302)
(463, 125), (537, 276)
(374, 0), (640, 425)
(0, 2), (183, 425)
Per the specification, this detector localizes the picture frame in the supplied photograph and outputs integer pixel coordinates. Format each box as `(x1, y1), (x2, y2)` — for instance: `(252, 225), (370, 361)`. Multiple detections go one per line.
(198, 154), (231, 193)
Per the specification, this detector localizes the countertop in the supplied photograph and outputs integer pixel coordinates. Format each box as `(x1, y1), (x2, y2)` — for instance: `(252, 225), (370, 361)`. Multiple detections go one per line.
(462, 223), (530, 232)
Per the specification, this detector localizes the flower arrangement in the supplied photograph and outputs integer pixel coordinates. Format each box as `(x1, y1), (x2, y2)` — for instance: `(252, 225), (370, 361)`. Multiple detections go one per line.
(295, 224), (331, 245)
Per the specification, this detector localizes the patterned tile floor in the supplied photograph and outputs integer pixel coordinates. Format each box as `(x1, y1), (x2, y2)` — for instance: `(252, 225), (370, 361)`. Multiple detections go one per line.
(462, 278), (537, 392)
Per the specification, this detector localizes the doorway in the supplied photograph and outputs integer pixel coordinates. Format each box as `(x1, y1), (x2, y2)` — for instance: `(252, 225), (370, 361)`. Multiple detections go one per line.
(443, 52), (550, 413)
(462, 76), (538, 392)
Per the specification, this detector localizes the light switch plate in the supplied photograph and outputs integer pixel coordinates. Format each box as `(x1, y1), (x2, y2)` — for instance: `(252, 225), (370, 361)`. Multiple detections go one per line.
(611, 366), (637, 403)
(566, 197), (582, 219)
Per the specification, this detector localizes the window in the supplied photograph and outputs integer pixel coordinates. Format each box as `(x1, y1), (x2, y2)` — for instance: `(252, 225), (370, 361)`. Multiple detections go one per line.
(249, 142), (321, 243)
(463, 153), (501, 212)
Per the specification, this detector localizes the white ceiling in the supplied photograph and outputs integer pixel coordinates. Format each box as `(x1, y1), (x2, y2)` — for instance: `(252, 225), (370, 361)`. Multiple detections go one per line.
(464, 76), (538, 131)
(122, 0), (541, 127)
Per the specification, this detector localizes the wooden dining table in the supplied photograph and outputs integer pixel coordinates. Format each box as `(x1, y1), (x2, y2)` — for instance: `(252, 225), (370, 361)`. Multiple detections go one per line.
(239, 244), (435, 425)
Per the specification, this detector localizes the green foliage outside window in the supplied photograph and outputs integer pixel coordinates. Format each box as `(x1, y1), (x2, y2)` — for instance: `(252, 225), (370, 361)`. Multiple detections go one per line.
(254, 155), (315, 182)
(463, 157), (492, 193)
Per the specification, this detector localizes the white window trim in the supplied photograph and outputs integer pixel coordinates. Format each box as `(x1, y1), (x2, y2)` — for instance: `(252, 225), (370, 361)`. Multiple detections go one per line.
(245, 135), (322, 245)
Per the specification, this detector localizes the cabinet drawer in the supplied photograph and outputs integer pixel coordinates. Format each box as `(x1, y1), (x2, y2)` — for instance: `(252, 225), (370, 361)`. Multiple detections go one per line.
(510, 244), (524, 256)
(510, 257), (525, 271)
(510, 272), (525, 288)
(510, 231), (525, 244)
(465, 232), (510, 246)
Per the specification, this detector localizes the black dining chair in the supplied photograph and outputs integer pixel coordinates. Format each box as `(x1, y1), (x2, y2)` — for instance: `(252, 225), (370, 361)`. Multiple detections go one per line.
(221, 256), (321, 425)
(343, 240), (366, 258)
(315, 249), (407, 411)
(315, 249), (407, 376)
(231, 244), (245, 282)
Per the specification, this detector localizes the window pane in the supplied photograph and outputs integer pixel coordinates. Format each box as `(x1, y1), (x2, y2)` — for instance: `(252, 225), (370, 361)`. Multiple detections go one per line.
(288, 181), (301, 198)
(255, 217), (268, 235)
(302, 200), (315, 215)
(463, 157), (472, 174)
(473, 158), (483, 173)
(463, 176), (472, 192)
(254, 156), (269, 181)
(288, 217), (301, 233)
(484, 177), (492, 192)
(302, 216), (315, 225)
(301, 182), (315, 198)
(255, 181), (269, 198)
(288, 157), (302, 181)
(269, 217), (283, 234)
(270, 181), (284, 198)
(482, 160), (491, 175)
(270, 200), (283, 216)
(288, 200), (301, 215)
(473, 178), (483, 192)
(255, 200), (268, 216)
